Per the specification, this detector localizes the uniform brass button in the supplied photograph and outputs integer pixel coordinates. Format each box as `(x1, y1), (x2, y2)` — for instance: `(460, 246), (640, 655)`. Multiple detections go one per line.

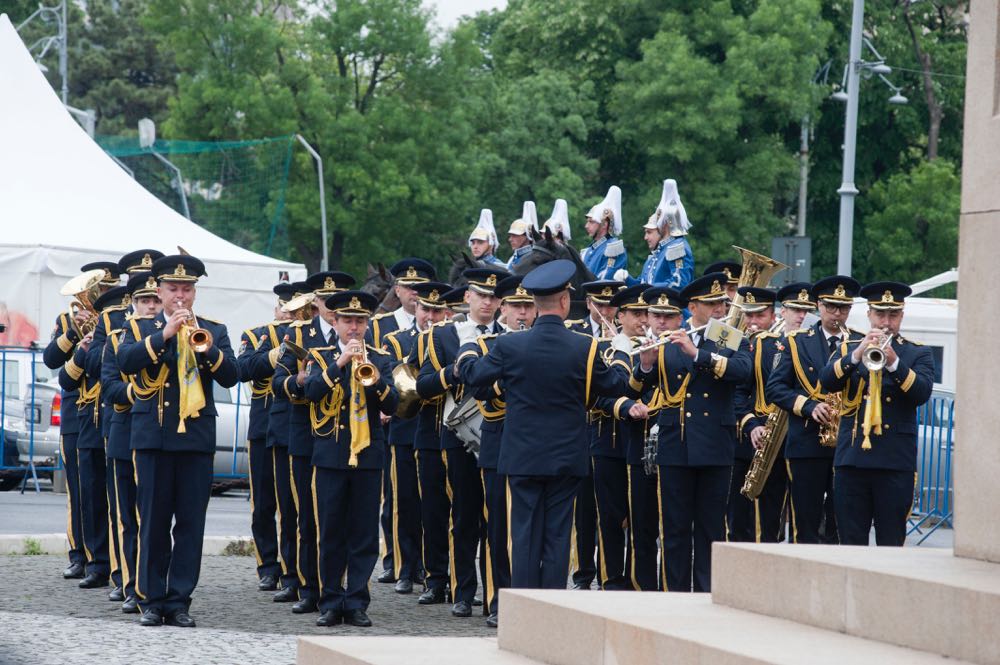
(703, 411), (709, 417)
(339, 425), (345, 430)
(703, 393), (709, 398)
(686, 393), (691, 398)
(165, 382), (171, 388)
(884, 424), (890, 430)
(164, 401), (170, 407)
(685, 412), (691, 418)
(808, 366), (814, 371)
(676, 374), (682, 380)
(886, 396), (892, 403)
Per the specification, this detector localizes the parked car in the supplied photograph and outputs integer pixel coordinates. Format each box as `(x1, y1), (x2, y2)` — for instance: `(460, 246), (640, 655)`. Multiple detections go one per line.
(1, 349), (57, 486)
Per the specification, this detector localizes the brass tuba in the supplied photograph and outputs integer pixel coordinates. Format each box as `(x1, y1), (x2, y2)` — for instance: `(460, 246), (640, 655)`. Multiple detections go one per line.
(723, 246), (788, 333)
(60, 269), (106, 336)
(391, 362), (420, 418)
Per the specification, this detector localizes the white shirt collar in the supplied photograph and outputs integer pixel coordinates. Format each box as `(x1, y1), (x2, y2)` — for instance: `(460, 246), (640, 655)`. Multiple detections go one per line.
(393, 307), (415, 331)
(317, 316), (334, 341)
(588, 316), (600, 337)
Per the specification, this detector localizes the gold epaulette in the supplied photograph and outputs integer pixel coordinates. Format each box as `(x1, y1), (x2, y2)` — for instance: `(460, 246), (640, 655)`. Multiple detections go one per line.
(896, 335), (922, 345)
(564, 319), (584, 328)
(373, 312), (392, 320)
(197, 315), (222, 324)
(288, 319), (310, 328)
(130, 314), (154, 320)
(786, 328), (812, 338)
(365, 344), (390, 356)
(568, 329), (594, 339)
(432, 320), (450, 328)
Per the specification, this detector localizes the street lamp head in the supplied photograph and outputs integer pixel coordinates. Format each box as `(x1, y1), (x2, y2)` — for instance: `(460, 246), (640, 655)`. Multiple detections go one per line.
(831, 90), (849, 103)
(888, 92), (909, 105)
(870, 63), (892, 76)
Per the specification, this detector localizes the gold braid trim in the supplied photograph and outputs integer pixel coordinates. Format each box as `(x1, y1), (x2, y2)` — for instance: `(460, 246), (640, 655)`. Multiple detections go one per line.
(657, 343), (691, 438)
(308, 352), (344, 437)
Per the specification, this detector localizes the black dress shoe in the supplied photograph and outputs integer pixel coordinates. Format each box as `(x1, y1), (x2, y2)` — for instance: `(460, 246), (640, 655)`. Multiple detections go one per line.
(79, 573), (109, 589)
(139, 610), (163, 627)
(417, 586), (446, 605)
(472, 596), (483, 607)
(316, 610), (343, 627)
(572, 581), (592, 590)
(258, 574), (278, 591)
(63, 562), (85, 579)
(108, 586), (124, 602)
(273, 586), (298, 603)
(344, 609), (372, 627)
(486, 613), (499, 628)
(165, 611), (196, 628)
(394, 579), (413, 594)
(451, 600), (472, 617)
(376, 569), (395, 583)
(292, 597), (318, 614)
(121, 597), (139, 614)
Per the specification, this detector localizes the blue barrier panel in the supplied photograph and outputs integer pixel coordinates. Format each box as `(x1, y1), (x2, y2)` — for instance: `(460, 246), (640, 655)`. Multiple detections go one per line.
(908, 393), (954, 544)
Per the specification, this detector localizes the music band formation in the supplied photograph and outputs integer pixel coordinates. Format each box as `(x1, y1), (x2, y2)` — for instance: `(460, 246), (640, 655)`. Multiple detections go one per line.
(44, 180), (934, 631)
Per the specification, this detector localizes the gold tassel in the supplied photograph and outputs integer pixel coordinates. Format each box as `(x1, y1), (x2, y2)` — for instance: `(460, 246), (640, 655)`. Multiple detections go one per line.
(861, 369), (883, 450)
(176, 324), (206, 433)
(348, 370), (371, 467)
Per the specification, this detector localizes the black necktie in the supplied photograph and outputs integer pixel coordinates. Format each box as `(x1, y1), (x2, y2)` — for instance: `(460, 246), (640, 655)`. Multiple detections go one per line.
(477, 324), (488, 335)
(328, 329), (336, 345)
(829, 335), (840, 355)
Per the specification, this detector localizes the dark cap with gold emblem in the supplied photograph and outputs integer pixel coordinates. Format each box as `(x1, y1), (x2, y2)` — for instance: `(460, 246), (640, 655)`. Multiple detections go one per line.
(441, 286), (468, 309)
(642, 286), (685, 315)
(324, 290), (378, 317)
(522, 259), (576, 297)
(151, 255), (205, 283)
(306, 271), (356, 296)
(580, 280), (624, 305)
(411, 281), (451, 309)
(610, 284), (649, 310)
(496, 275), (532, 304)
(681, 272), (730, 303)
(810, 275), (860, 304)
(127, 271), (159, 299)
(390, 258), (436, 286)
(81, 261), (123, 287)
(737, 286), (777, 313)
(118, 249), (164, 275)
(776, 282), (815, 311)
(860, 281), (911, 311)
(93, 286), (129, 312)
(273, 282), (296, 305)
(463, 267), (508, 296)
(703, 261), (741, 285)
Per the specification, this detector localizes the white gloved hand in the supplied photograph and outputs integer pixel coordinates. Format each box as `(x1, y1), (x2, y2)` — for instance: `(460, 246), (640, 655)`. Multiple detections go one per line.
(610, 332), (633, 354)
(613, 269), (629, 282)
(455, 320), (479, 346)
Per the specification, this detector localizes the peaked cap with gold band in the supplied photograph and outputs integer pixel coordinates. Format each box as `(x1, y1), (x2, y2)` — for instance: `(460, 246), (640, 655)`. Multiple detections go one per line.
(642, 286), (685, 315)
(306, 271), (356, 296)
(495, 275), (532, 304)
(776, 281), (816, 311)
(151, 255), (205, 283)
(324, 290), (378, 317)
(81, 261), (122, 287)
(389, 258), (436, 286)
(93, 285), (130, 312)
(609, 283), (649, 310)
(126, 271), (159, 299)
(522, 259), (576, 296)
(703, 261), (741, 285)
(860, 281), (911, 311)
(736, 286), (777, 313)
(810, 275), (860, 304)
(411, 280), (451, 310)
(273, 282), (296, 305)
(463, 267), (508, 296)
(580, 280), (624, 305)
(681, 272), (730, 303)
(118, 249), (164, 276)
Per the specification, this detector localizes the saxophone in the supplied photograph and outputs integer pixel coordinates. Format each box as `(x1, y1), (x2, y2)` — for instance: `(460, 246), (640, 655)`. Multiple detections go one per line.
(740, 408), (789, 500)
(818, 390), (842, 447)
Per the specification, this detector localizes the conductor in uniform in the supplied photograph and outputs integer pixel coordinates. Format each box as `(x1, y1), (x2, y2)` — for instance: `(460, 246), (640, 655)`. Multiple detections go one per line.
(820, 282), (934, 546)
(117, 255), (238, 627)
(456, 260), (640, 598)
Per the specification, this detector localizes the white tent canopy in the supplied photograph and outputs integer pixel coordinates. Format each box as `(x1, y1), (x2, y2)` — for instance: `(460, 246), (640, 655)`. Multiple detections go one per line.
(0, 14), (306, 344)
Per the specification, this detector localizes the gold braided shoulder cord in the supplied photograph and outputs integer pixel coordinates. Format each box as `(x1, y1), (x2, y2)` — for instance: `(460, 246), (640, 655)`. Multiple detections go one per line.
(656, 344), (691, 437)
(307, 351), (344, 437)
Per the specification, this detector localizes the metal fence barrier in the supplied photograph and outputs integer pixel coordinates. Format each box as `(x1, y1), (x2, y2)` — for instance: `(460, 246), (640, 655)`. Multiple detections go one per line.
(0, 346), (59, 493)
(908, 392), (954, 544)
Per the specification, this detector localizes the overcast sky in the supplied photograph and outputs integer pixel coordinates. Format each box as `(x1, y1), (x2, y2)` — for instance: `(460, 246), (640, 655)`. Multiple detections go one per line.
(426, 0), (507, 28)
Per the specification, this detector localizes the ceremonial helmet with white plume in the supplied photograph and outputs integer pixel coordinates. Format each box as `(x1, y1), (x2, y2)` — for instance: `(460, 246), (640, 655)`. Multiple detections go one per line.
(642, 179), (690, 237)
(543, 199), (571, 240)
(585, 186), (622, 236)
(468, 208), (499, 252)
(507, 201), (539, 237)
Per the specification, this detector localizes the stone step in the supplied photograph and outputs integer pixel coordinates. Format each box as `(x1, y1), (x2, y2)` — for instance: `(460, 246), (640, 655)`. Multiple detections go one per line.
(712, 543), (1000, 664)
(498, 589), (970, 665)
(297, 636), (541, 665)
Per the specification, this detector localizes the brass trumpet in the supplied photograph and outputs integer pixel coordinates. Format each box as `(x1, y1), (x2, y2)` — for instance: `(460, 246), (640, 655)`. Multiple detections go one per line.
(177, 304), (213, 353)
(351, 341), (379, 387)
(862, 331), (894, 371)
(60, 269), (105, 336)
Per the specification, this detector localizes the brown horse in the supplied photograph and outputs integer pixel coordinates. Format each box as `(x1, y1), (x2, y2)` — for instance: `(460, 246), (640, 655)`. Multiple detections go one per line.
(359, 263), (401, 314)
(512, 227), (596, 319)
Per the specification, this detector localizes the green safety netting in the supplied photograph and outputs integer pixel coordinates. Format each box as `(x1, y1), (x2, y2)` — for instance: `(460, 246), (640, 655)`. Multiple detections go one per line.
(97, 135), (295, 259)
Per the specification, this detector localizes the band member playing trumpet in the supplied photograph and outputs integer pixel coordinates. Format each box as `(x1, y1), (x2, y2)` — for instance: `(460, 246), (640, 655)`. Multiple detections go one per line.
(632, 273), (751, 592)
(820, 282), (935, 546)
(117, 255), (238, 628)
(766, 276), (860, 545)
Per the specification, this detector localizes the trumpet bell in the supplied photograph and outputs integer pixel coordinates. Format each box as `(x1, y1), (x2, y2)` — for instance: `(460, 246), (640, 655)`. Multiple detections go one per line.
(354, 362), (379, 387)
(862, 347), (886, 371)
(392, 363), (421, 418)
(190, 328), (213, 353)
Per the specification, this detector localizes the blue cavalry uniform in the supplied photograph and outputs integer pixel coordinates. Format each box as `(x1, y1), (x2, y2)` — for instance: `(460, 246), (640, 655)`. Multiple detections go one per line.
(274, 271), (355, 614)
(820, 282), (935, 546)
(304, 291), (399, 628)
(766, 276), (860, 545)
(730, 287), (786, 543)
(43, 307), (88, 579)
(626, 236), (694, 290)
(117, 255), (238, 627)
(505, 244), (533, 271)
(417, 268), (505, 617)
(581, 235), (628, 281)
(632, 274), (752, 592)
(366, 258), (434, 583)
(234, 283), (294, 591)
(458, 260), (631, 592)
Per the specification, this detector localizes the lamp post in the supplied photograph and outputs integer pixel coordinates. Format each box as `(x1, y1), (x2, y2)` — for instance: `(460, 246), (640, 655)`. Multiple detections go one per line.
(17, 1), (68, 105)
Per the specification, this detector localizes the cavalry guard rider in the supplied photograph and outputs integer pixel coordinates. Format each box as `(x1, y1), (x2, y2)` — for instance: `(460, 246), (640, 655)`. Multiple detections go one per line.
(632, 273), (752, 592)
(617, 180), (694, 290)
(468, 209), (507, 269)
(581, 186), (627, 280)
(234, 282), (295, 592)
(117, 254), (238, 628)
(766, 276), (862, 545)
(506, 201), (538, 271)
(542, 199), (572, 245)
(275, 271), (355, 615)
(304, 290), (399, 627)
(820, 282), (934, 547)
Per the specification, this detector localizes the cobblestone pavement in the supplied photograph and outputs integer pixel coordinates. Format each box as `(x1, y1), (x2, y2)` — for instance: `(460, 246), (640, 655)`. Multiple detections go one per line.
(0, 555), (495, 664)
